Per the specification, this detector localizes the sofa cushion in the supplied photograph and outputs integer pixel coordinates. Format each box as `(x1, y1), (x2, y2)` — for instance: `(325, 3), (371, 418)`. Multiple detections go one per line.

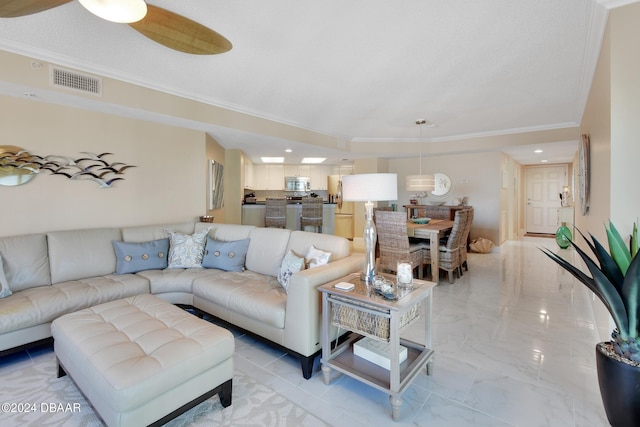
(48, 228), (122, 285)
(195, 223), (254, 241)
(245, 228), (291, 277)
(0, 233), (50, 291)
(113, 239), (170, 274)
(202, 238), (250, 272)
(121, 222), (195, 242)
(0, 255), (10, 298)
(136, 268), (221, 294)
(0, 274), (149, 334)
(193, 271), (286, 329)
(305, 245), (331, 269)
(167, 228), (209, 269)
(277, 250), (305, 292)
(286, 231), (350, 262)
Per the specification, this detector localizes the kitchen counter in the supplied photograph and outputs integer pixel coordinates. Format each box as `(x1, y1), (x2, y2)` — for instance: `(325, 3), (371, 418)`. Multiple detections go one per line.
(241, 203), (335, 234)
(244, 200), (336, 205)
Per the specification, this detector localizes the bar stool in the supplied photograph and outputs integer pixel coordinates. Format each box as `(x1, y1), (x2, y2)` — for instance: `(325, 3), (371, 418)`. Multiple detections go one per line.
(300, 198), (323, 233)
(265, 198), (287, 228)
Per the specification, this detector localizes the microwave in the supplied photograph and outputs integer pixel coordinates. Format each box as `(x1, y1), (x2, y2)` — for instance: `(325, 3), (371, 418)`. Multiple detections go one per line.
(284, 176), (311, 191)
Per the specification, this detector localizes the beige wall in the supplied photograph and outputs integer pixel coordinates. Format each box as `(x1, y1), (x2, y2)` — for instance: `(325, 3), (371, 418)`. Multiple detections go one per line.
(389, 151), (501, 245)
(577, 12), (611, 247)
(610, 3), (640, 235)
(575, 2), (640, 341)
(0, 95), (206, 237)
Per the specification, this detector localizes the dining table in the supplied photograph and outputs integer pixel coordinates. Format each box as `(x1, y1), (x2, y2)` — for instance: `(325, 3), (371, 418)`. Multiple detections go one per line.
(406, 219), (454, 282)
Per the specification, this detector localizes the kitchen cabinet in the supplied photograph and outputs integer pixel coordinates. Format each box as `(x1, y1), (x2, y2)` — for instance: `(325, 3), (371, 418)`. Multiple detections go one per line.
(242, 203), (334, 234)
(254, 165), (284, 190)
(244, 157), (254, 190)
(309, 165), (329, 190)
(284, 165), (311, 177)
(241, 205), (265, 227)
(267, 165), (284, 190)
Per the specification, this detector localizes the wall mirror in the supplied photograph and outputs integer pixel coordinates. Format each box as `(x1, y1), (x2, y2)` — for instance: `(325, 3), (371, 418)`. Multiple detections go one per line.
(429, 173), (453, 200)
(209, 160), (224, 210)
(0, 145), (37, 186)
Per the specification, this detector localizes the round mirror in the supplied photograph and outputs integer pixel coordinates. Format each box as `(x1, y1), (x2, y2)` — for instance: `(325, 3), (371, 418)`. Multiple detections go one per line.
(429, 173), (453, 200)
(0, 145), (37, 186)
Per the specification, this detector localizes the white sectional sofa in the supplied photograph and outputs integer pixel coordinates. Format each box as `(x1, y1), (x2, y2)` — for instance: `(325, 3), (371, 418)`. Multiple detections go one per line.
(0, 221), (363, 378)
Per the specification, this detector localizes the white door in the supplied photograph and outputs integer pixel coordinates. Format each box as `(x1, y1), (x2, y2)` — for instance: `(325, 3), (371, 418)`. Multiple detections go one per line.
(525, 165), (567, 234)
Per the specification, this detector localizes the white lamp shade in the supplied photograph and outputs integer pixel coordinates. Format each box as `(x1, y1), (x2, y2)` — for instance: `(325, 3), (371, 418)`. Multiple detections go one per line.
(79, 0), (147, 23)
(406, 174), (435, 192)
(342, 173), (397, 202)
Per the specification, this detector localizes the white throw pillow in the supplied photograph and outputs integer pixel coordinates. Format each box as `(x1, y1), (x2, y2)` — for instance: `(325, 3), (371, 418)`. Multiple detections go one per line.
(0, 254), (12, 299)
(167, 228), (210, 268)
(305, 245), (331, 269)
(277, 250), (305, 292)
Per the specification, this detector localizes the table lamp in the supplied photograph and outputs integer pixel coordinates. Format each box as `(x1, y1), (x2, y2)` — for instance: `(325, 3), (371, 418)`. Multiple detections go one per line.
(341, 173), (398, 283)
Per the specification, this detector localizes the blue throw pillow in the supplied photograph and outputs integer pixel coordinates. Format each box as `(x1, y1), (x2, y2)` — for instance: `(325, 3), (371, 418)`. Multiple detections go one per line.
(112, 238), (170, 274)
(202, 237), (250, 272)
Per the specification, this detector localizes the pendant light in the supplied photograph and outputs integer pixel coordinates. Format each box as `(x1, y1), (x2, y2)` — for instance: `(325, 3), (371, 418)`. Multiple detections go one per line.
(405, 119), (435, 202)
(79, 0), (147, 24)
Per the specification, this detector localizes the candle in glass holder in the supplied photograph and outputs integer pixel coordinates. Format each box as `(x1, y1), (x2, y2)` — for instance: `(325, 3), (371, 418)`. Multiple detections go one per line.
(396, 261), (413, 287)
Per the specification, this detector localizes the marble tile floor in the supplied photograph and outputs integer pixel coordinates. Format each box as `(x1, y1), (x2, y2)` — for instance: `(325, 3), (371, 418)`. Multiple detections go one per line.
(0, 237), (609, 426)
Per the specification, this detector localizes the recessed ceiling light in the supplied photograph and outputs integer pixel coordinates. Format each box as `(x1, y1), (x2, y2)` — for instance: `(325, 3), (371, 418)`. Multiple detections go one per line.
(285, 149), (292, 153)
(301, 157), (326, 164)
(534, 149), (543, 153)
(541, 159), (548, 163)
(261, 157), (284, 163)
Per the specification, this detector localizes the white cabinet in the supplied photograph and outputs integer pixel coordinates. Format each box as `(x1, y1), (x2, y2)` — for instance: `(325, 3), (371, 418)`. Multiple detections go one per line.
(253, 165), (284, 190)
(254, 165), (268, 189)
(253, 164), (332, 190)
(267, 165), (284, 190)
(284, 165), (311, 177)
(558, 207), (574, 234)
(309, 165), (329, 190)
(244, 157), (254, 190)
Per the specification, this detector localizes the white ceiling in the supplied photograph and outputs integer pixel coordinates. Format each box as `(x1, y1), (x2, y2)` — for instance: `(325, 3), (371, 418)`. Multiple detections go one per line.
(0, 0), (634, 165)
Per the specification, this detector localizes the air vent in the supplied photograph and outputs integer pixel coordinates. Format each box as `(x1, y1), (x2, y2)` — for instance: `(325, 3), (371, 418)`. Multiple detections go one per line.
(50, 66), (102, 96)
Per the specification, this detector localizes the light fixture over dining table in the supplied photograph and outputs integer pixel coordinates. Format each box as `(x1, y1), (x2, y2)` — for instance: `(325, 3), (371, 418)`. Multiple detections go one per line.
(406, 119), (435, 202)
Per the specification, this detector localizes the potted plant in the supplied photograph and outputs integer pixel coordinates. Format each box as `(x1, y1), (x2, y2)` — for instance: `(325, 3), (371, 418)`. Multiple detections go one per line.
(541, 221), (639, 426)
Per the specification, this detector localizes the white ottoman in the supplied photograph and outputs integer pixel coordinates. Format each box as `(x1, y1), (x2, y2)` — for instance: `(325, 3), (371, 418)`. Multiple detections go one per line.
(51, 294), (234, 427)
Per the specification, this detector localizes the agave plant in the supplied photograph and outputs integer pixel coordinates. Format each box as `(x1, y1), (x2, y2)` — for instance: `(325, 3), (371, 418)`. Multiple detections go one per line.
(541, 221), (640, 361)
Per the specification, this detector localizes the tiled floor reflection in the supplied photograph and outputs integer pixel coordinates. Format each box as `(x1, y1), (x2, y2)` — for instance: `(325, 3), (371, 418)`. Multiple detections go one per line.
(235, 237), (609, 426)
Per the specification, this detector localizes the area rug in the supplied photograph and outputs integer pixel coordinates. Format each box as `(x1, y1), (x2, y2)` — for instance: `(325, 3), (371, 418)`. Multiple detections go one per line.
(0, 349), (326, 426)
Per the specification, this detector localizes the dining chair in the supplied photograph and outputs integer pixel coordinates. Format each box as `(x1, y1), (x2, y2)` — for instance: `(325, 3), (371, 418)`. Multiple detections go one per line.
(264, 198), (287, 228)
(375, 211), (425, 279)
(373, 206), (393, 259)
(300, 198), (323, 233)
(422, 209), (469, 283)
(459, 207), (474, 274)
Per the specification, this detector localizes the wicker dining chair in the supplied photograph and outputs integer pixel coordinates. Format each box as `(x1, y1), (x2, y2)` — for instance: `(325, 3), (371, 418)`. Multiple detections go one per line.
(300, 198), (323, 233)
(422, 209), (469, 284)
(374, 211), (425, 279)
(264, 198), (287, 228)
(373, 206), (393, 259)
(459, 207), (474, 274)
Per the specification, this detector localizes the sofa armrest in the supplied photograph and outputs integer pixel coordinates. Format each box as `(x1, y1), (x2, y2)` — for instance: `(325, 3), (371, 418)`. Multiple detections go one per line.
(282, 253), (364, 356)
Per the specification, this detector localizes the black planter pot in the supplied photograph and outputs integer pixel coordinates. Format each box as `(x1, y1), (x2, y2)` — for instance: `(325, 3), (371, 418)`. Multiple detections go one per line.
(596, 342), (640, 426)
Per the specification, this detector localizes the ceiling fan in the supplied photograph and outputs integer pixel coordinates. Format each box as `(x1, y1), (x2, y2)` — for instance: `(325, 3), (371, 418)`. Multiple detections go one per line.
(0, 0), (232, 55)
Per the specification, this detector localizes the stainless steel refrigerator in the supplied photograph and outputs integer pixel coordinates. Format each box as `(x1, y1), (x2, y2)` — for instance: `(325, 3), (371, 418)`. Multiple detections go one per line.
(327, 175), (354, 239)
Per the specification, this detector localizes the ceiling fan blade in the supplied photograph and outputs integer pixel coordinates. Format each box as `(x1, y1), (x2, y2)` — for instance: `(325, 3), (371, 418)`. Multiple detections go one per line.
(129, 4), (232, 55)
(0, 0), (71, 17)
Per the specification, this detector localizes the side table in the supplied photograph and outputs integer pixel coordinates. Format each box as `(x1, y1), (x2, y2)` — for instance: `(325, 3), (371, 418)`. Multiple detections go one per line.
(319, 273), (435, 421)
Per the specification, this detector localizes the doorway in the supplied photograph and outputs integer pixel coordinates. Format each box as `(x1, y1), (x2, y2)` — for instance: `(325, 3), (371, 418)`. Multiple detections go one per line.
(525, 164), (568, 234)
